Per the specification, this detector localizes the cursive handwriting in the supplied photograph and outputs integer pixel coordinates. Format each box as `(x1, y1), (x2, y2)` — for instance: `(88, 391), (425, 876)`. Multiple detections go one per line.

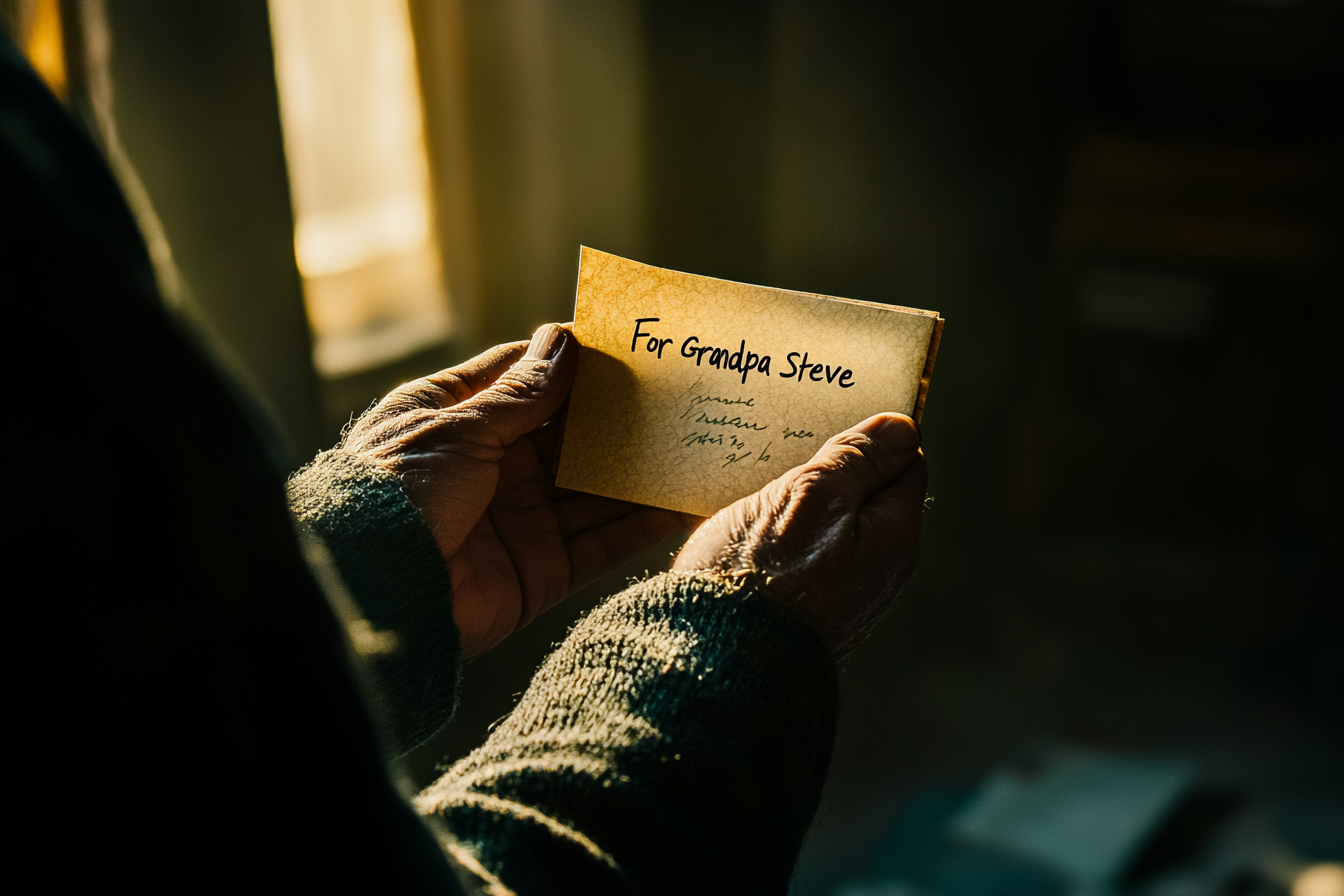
(722, 450), (753, 467)
(671, 385), (792, 471)
(681, 409), (769, 430)
(678, 386), (769, 431)
(681, 430), (747, 451)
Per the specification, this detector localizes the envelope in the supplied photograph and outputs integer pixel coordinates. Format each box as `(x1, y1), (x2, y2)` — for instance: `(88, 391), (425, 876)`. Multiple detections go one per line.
(556, 248), (943, 516)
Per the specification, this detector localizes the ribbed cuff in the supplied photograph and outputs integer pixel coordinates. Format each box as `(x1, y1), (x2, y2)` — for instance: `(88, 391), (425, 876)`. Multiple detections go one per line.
(289, 449), (461, 755)
(420, 572), (838, 895)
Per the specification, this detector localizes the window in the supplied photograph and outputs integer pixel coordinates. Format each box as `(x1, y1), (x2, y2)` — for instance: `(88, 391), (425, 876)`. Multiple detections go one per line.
(11, 0), (67, 100)
(269, 0), (450, 376)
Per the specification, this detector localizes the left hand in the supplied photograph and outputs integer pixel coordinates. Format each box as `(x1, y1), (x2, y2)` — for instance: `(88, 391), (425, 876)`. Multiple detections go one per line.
(671, 413), (926, 660)
(342, 323), (695, 658)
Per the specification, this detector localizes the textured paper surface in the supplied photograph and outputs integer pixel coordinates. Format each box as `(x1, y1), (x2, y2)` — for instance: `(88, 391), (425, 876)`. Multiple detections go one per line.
(556, 248), (942, 516)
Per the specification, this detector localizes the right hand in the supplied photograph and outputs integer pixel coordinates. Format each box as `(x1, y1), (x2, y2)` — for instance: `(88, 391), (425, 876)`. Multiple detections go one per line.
(339, 324), (693, 659)
(671, 413), (926, 660)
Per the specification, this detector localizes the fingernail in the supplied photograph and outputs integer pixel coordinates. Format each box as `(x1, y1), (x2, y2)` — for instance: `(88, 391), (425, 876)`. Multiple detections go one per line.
(524, 323), (566, 361)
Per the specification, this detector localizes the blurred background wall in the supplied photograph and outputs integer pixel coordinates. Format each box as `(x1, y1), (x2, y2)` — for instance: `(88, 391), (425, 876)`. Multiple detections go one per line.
(6, 0), (1339, 892)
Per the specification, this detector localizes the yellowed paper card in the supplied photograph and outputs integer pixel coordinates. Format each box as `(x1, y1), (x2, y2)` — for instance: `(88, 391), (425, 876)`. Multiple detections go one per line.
(556, 248), (943, 517)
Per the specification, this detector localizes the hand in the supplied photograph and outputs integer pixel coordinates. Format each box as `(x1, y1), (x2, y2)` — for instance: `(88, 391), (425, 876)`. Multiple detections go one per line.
(671, 413), (926, 659)
(342, 324), (693, 658)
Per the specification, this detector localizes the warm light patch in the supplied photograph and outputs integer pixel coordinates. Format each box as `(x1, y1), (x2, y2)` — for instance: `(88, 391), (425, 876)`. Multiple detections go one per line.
(1296, 864), (1344, 896)
(20, 0), (67, 101)
(269, 0), (450, 376)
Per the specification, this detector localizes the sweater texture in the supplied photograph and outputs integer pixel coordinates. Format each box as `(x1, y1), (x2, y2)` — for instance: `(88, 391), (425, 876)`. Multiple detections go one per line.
(290, 449), (840, 894)
(5, 30), (841, 892)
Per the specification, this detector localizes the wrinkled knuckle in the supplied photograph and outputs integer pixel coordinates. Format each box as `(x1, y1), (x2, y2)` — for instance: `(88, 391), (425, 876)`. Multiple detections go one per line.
(825, 432), (872, 455)
(426, 372), (475, 405)
(830, 430), (871, 448)
(388, 379), (446, 409)
(837, 443), (872, 466)
(782, 468), (851, 521)
(822, 443), (875, 479)
(492, 368), (547, 401)
(351, 409), (452, 458)
(788, 466), (830, 498)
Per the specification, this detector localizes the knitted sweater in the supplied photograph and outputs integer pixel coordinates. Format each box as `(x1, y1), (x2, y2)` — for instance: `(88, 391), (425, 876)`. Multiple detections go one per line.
(6, 32), (839, 892)
(290, 450), (840, 894)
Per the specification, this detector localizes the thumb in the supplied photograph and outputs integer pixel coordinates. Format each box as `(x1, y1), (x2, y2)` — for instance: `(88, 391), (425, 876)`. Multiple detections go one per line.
(799, 413), (922, 508)
(452, 323), (577, 447)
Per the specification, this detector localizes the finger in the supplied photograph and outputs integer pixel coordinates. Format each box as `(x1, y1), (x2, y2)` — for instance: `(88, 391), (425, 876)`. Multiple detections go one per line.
(565, 506), (691, 601)
(520, 325), (576, 465)
(800, 413), (922, 506)
(421, 341), (528, 407)
(486, 490), (570, 633)
(449, 513), (524, 659)
(854, 449), (927, 578)
(858, 447), (928, 526)
(530, 409), (566, 469)
(451, 323), (579, 448)
(366, 341), (527, 424)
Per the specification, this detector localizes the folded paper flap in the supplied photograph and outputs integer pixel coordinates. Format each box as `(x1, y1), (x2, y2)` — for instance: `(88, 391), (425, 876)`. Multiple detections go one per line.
(556, 248), (943, 516)
(913, 317), (944, 426)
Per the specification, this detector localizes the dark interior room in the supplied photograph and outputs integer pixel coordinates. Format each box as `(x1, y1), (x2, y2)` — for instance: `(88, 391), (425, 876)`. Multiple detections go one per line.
(5, 1), (1339, 893)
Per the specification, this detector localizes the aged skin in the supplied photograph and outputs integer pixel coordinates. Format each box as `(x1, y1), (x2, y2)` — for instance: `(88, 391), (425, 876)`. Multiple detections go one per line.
(673, 413), (926, 659)
(340, 321), (925, 661)
(340, 324), (691, 658)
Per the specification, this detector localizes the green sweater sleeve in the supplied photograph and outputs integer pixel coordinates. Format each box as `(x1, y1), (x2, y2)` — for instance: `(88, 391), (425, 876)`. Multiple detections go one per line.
(416, 572), (840, 895)
(288, 449), (461, 756)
